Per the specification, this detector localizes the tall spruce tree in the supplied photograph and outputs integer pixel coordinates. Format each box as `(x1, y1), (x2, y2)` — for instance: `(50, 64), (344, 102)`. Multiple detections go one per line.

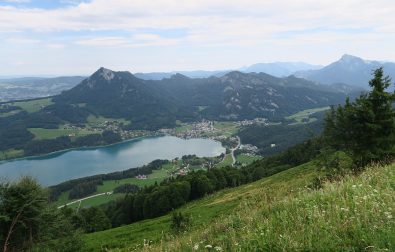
(324, 67), (395, 166)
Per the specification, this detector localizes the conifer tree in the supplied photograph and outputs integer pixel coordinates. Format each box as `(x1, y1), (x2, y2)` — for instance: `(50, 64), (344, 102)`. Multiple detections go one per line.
(324, 67), (395, 166)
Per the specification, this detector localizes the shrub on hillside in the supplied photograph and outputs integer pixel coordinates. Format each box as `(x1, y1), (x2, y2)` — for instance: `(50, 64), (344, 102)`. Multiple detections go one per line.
(171, 211), (191, 233)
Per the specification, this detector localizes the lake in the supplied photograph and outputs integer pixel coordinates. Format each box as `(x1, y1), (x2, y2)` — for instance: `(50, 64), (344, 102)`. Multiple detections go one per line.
(0, 136), (225, 186)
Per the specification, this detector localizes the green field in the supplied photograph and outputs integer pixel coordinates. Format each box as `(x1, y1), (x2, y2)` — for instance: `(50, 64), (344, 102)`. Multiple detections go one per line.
(0, 109), (21, 117)
(216, 154), (234, 168)
(286, 106), (330, 124)
(0, 149), (24, 160)
(86, 115), (130, 126)
(28, 127), (99, 140)
(235, 154), (262, 166)
(82, 162), (395, 252)
(213, 121), (239, 137)
(55, 167), (179, 209)
(9, 98), (53, 113)
(174, 123), (192, 134)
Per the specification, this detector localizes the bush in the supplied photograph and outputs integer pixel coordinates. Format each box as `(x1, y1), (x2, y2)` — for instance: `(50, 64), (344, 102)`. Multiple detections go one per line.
(171, 211), (191, 233)
(317, 150), (354, 180)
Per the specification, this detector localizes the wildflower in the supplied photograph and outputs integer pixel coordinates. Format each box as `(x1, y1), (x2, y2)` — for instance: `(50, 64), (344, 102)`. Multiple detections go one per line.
(214, 246), (223, 251)
(205, 244), (213, 249)
(193, 244), (199, 250)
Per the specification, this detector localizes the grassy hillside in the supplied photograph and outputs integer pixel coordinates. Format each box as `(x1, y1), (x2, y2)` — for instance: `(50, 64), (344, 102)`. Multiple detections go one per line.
(82, 161), (318, 251)
(82, 162), (394, 251)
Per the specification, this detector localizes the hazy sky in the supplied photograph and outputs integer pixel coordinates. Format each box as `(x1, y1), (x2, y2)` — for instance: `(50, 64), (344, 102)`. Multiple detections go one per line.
(0, 0), (394, 76)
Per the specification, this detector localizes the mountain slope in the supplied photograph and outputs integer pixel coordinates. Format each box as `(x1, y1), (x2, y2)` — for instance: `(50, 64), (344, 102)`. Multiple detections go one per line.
(51, 68), (354, 128)
(82, 162), (395, 251)
(54, 68), (193, 129)
(296, 54), (395, 88)
(153, 71), (352, 121)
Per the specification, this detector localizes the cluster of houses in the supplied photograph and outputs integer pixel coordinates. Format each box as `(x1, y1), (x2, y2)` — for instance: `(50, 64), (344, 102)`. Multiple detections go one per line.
(240, 144), (259, 155)
(135, 174), (147, 180)
(235, 118), (268, 126)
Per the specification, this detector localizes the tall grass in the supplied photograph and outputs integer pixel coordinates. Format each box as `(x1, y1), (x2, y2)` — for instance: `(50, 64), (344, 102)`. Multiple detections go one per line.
(150, 163), (395, 251)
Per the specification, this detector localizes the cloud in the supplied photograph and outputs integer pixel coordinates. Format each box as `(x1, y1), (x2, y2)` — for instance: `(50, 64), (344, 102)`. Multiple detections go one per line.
(75, 37), (128, 46)
(0, 0), (394, 74)
(0, 1), (393, 38)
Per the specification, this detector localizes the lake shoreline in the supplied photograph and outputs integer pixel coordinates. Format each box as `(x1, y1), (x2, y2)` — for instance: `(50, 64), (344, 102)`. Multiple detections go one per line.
(0, 136), (226, 186)
(0, 134), (161, 164)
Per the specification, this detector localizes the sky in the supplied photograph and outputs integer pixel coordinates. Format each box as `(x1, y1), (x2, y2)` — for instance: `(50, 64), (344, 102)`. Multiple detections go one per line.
(0, 0), (394, 76)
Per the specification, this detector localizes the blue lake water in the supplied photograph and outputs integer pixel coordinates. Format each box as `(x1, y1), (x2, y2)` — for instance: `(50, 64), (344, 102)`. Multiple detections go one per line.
(0, 136), (225, 186)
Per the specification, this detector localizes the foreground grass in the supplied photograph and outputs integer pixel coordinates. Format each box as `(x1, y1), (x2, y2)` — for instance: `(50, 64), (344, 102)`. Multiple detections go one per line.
(82, 162), (318, 251)
(153, 163), (395, 251)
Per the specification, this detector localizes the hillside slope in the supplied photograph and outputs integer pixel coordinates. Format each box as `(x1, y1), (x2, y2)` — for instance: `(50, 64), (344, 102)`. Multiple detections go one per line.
(82, 162), (318, 251)
(82, 162), (394, 251)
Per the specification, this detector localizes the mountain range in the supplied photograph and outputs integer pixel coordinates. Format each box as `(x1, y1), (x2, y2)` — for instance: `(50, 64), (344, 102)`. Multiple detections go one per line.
(1, 54), (393, 102)
(53, 67), (356, 130)
(295, 54), (395, 89)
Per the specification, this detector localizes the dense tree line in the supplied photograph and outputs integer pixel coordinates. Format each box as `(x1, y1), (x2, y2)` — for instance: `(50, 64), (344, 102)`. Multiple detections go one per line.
(102, 138), (323, 229)
(23, 130), (121, 156)
(68, 179), (103, 200)
(0, 112), (34, 151)
(113, 184), (139, 194)
(239, 117), (324, 156)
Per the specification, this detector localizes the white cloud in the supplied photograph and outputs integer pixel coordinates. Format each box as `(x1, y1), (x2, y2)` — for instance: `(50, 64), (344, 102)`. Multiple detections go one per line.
(75, 37), (128, 46)
(0, 0), (395, 74)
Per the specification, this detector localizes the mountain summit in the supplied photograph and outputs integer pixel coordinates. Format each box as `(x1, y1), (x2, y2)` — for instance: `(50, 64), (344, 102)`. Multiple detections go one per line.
(295, 54), (395, 88)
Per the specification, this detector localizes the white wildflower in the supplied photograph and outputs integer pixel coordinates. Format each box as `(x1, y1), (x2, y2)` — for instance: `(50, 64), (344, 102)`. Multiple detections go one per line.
(205, 245), (213, 249)
(193, 244), (199, 250)
(214, 246), (223, 251)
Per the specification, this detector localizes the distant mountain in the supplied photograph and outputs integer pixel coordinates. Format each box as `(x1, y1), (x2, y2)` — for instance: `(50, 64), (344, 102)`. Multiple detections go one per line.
(0, 76), (85, 102)
(53, 68), (357, 130)
(135, 70), (229, 80)
(134, 62), (322, 80)
(241, 62), (322, 77)
(295, 54), (395, 89)
(55, 68), (192, 129)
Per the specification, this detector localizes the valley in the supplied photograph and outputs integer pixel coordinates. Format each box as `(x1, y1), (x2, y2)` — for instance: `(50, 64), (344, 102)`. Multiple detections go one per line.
(2, 1), (394, 250)
(1, 67), (393, 252)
